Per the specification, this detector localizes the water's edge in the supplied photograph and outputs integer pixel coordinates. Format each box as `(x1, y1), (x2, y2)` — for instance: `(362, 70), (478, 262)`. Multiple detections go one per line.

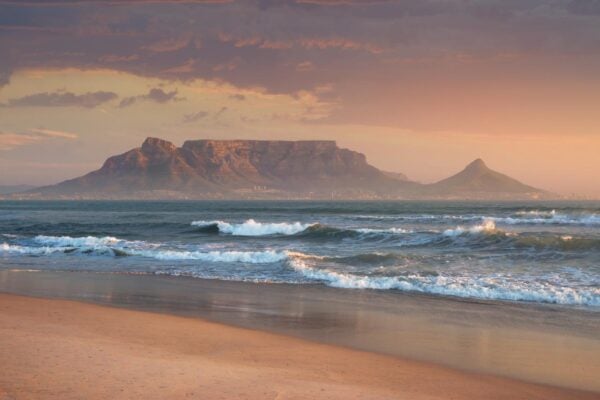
(1, 269), (598, 392)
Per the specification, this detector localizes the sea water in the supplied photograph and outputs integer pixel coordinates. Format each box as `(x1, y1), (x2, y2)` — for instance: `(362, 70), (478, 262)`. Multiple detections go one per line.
(1, 200), (599, 308)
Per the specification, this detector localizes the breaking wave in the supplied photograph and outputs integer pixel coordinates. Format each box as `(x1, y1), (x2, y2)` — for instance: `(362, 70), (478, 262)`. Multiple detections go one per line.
(191, 219), (412, 240)
(442, 219), (499, 237)
(434, 221), (600, 251)
(354, 211), (600, 226)
(1, 235), (288, 264)
(287, 257), (600, 307)
(131, 249), (287, 263)
(493, 212), (600, 226)
(191, 219), (312, 236)
(3, 232), (599, 307)
(34, 235), (123, 247)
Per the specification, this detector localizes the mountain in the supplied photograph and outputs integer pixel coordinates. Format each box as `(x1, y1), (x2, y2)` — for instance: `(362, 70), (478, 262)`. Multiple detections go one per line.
(421, 158), (550, 199)
(14, 138), (552, 200)
(382, 171), (412, 182)
(22, 138), (412, 199)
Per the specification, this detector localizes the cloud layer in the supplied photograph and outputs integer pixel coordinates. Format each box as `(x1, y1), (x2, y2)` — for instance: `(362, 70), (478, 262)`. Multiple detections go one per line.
(119, 88), (182, 108)
(1, 0), (598, 133)
(4, 91), (118, 108)
(0, 128), (78, 150)
(0, 0), (599, 195)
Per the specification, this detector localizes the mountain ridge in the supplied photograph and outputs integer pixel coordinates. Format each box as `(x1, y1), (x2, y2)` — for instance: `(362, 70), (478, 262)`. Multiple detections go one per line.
(12, 137), (554, 200)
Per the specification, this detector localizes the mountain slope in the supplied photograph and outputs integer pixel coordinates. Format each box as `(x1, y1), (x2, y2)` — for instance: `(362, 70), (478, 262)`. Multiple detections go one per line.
(26, 138), (410, 199)
(422, 159), (548, 199)
(17, 139), (552, 200)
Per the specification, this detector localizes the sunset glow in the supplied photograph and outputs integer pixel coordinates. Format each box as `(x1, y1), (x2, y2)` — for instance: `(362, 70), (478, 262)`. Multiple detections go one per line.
(1, 0), (599, 196)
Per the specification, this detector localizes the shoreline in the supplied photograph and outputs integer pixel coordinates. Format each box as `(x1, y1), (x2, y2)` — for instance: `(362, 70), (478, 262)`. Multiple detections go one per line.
(1, 292), (598, 400)
(0, 269), (599, 393)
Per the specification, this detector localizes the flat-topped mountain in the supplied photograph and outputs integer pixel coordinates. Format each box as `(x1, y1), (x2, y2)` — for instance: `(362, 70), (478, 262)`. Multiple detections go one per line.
(17, 138), (552, 200)
(26, 138), (413, 199)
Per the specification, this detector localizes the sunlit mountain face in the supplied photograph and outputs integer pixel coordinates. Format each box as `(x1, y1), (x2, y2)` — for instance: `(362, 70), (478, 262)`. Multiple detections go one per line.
(13, 137), (551, 200)
(1, 0), (599, 197)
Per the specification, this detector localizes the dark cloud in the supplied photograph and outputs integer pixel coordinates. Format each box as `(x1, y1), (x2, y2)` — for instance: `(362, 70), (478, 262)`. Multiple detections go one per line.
(215, 106), (228, 118)
(118, 96), (138, 108)
(119, 88), (183, 107)
(567, 0), (600, 15)
(147, 88), (181, 102)
(229, 94), (246, 101)
(182, 110), (209, 123)
(0, 70), (10, 87)
(0, 1), (231, 4)
(1, 0), (599, 131)
(4, 91), (117, 108)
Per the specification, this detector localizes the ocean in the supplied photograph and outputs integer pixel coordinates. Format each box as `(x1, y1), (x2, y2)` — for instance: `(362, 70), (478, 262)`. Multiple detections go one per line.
(1, 200), (599, 308)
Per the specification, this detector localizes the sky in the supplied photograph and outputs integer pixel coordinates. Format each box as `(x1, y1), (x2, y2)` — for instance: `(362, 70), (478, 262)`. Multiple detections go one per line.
(0, 0), (599, 197)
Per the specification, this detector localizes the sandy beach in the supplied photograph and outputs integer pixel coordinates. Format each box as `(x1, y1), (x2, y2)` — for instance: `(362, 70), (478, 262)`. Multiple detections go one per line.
(0, 293), (597, 400)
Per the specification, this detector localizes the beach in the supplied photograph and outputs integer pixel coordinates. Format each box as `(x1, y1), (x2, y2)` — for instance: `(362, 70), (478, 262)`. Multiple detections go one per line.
(1, 269), (600, 399)
(1, 292), (598, 400)
(1, 200), (599, 398)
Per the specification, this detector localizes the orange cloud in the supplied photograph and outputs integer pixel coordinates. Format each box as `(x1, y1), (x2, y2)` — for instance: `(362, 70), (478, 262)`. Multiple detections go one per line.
(0, 129), (77, 150)
(218, 32), (383, 54)
(297, 37), (384, 53)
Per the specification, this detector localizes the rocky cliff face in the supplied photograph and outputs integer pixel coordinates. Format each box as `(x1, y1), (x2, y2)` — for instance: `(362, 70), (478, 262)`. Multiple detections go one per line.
(20, 138), (552, 200)
(29, 138), (408, 199)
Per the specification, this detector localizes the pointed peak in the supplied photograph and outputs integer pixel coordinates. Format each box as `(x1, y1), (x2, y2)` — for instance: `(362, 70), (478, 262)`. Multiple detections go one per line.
(465, 158), (488, 171)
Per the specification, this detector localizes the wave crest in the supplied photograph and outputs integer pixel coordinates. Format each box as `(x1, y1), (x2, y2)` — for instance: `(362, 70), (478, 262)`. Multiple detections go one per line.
(442, 219), (499, 237)
(191, 219), (312, 236)
(2, 235), (288, 264)
(287, 257), (600, 306)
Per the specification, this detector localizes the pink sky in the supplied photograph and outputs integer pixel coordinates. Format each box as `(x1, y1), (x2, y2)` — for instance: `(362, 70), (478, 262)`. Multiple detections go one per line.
(1, 0), (599, 196)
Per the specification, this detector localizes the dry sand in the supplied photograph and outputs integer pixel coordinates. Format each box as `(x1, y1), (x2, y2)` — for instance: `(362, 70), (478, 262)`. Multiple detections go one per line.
(0, 293), (597, 400)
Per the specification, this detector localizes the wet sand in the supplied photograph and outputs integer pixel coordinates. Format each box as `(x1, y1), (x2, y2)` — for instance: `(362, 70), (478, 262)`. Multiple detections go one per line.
(1, 270), (599, 393)
(1, 293), (598, 400)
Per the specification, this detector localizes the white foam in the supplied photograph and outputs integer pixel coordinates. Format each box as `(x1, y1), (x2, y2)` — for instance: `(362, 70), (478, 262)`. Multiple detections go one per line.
(131, 248), (288, 263)
(1, 242), (66, 255)
(3, 234), (290, 264)
(191, 219), (312, 236)
(443, 220), (497, 237)
(33, 235), (121, 248)
(515, 210), (556, 217)
(287, 257), (600, 306)
(356, 227), (411, 234)
(493, 213), (600, 226)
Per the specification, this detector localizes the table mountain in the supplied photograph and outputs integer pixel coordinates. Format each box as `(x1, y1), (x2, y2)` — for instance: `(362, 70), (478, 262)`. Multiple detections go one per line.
(17, 138), (552, 200)
(25, 138), (412, 199)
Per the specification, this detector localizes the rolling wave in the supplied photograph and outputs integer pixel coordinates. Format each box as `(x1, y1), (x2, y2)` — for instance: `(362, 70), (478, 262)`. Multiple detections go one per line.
(191, 219), (413, 240)
(132, 248), (287, 263)
(294, 224), (411, 240)
(410, 220), (600, 251)
(442, 219), (499, 237)
(354, 211), (600, 226)
(5, 220), (600, 260)
(191, 219), (312, 236)
(287, 257), (600, 307)
(2, 232), (599, 306)
(493, 212), (600, 226)
(1, 235), (287, 264)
